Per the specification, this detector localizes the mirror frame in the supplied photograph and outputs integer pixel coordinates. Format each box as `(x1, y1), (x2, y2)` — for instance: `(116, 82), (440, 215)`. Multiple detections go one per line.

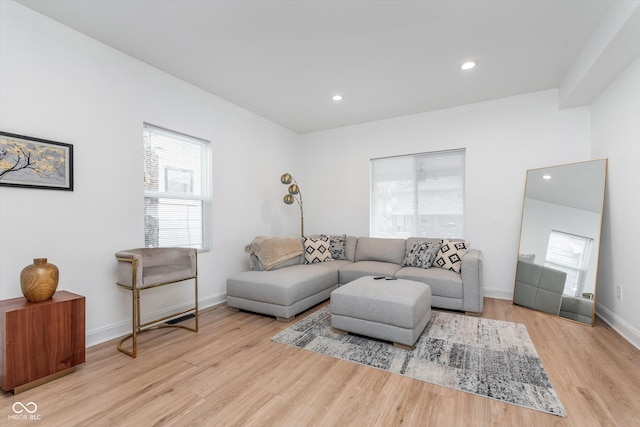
(513, 159), (608, 326)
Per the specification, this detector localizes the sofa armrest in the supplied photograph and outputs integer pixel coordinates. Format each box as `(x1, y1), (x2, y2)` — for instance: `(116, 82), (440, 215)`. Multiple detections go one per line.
(460, 249), (483, 313)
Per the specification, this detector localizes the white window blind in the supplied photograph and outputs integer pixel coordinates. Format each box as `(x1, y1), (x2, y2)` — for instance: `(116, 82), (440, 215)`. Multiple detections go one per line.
(371, 149), (465, 238)
(143, 124), (210, 250)
(544, 230), (592, 297)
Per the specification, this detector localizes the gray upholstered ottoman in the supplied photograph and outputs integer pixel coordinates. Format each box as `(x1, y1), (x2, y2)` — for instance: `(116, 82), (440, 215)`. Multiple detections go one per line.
(330, 276), (432, 349)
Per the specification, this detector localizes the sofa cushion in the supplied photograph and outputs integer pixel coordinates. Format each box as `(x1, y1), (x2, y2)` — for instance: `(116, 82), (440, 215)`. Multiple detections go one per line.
(345, 236), (358, 261)
(303, 235), (333, 264)
(395, 266), (463, 299)
(434, 240), (469, 273)
(403, 240), (442, 268)
(329, 234), (347, 260)
(227, 263), (341, 306)
(338, 261), (402, 284)
(355, 237), (406, 264)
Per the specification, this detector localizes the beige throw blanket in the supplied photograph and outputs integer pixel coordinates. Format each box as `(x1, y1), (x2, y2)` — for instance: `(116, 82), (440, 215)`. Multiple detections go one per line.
(245, 236), (303, 271)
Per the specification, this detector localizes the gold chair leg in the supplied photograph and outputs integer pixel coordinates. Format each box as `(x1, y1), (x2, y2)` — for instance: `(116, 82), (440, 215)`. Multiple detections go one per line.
(194, 275), (199, 332)
(117, 288), (140, 358)
(133, 288), (140, 357)
(116, 252), (198, 358)
(117, 285), (199, 358)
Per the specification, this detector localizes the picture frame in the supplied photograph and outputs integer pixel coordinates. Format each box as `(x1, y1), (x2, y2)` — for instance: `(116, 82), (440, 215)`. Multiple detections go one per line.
(0, 131), (74, 191)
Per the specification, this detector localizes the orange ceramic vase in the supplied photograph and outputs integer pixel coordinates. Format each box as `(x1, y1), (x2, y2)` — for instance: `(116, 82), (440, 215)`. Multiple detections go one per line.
(20, 258), (59, 302)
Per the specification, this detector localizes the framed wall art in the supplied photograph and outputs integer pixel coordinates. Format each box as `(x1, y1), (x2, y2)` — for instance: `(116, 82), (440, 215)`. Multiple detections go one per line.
(0, 131), (74, 191)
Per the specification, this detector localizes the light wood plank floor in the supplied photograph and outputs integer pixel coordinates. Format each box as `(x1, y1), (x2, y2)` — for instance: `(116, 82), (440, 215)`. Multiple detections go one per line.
(2, 298), (639, 426)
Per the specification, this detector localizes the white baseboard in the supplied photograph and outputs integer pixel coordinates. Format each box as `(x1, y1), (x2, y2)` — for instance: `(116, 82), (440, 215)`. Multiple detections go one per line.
(483, 287), (513, 301)
(85, 292), (227, 348)
(595, 303), (640, 351)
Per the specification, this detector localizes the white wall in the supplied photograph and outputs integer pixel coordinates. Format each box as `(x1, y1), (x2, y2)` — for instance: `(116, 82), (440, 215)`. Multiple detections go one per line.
(298, 91), (591, 299)
(0, 1), (299, 346)
(591, 55), (640, 348)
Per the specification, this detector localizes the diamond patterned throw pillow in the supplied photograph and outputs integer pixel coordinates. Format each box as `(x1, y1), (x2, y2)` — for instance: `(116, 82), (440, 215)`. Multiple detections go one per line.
(434, 240), (469, 273)
(403, 240), (442, 269)
(303, 235), (333, 264)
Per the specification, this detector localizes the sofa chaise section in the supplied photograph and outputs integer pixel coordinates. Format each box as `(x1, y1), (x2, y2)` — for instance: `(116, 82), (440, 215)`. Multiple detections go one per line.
(227, 262), (347, 321)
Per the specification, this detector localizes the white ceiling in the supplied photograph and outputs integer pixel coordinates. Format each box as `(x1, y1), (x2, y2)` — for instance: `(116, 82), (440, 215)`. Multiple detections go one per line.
(15, 1), (637, 134)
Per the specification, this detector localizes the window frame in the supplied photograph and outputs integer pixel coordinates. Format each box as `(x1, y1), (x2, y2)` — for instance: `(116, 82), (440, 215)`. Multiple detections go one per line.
(370, 149), (465, 239)
(544, 230), (592, 297)
(143, 123), (211, 251)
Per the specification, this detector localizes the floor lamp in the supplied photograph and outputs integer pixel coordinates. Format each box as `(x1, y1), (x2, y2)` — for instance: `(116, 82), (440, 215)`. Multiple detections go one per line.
(281, 173), (304, 236)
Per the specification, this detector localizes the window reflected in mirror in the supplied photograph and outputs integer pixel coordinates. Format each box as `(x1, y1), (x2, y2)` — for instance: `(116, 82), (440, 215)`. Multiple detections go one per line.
(513, 159), (607, 326)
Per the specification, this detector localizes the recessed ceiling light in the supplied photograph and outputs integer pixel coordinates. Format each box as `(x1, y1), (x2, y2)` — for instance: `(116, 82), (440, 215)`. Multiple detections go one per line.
(460, 61), (477, 70)
(543, 175), (552, 180)
(332, 94), (343, 101)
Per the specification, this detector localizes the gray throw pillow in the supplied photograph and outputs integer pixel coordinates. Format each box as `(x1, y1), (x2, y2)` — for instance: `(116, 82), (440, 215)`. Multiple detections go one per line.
(329, 234), (346, 260)
(403, 240), (442, 269)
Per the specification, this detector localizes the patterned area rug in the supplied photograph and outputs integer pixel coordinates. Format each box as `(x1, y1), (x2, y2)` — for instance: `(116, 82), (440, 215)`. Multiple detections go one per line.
(272, 307), (566, 417)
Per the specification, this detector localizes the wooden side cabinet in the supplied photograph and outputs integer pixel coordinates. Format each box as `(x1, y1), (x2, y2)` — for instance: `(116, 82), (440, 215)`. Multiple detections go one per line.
(0, 290), (85, 394)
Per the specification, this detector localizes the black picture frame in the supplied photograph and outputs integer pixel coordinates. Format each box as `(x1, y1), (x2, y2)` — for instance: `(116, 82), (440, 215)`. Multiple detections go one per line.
(0, 131), (74, 191)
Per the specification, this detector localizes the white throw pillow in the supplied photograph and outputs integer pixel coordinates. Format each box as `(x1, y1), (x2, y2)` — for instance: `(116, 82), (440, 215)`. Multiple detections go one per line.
(303, 235), (333, 264)
(434, 240), (469, 273)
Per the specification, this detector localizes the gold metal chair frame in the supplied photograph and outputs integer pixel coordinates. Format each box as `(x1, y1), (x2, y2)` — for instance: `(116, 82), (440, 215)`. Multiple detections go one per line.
(116, 253), (198, 358)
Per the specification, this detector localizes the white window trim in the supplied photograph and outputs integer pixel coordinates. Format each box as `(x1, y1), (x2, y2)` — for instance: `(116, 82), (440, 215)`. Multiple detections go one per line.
(143, 123), (211, 251)
(544, 230), (592, 296)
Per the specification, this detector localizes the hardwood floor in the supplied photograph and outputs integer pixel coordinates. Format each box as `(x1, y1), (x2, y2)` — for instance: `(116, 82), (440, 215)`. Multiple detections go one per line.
(2, 298), (639, 426)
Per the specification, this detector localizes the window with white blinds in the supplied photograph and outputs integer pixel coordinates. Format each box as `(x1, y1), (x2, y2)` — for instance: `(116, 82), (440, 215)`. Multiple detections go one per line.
(143, 124), (210, 250)
(544, 230), (592, 297)
(370, 149), (465, 238)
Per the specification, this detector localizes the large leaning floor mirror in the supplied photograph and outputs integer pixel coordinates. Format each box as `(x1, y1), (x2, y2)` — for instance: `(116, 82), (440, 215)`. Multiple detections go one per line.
(513, 159), (607, 326)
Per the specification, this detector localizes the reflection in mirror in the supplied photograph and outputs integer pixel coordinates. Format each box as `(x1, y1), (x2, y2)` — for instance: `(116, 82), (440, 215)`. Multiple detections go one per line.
(513, 159), (607, 326)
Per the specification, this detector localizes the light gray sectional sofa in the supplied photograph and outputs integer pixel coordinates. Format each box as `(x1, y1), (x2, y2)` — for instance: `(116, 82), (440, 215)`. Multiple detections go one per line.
(226, 236), (483, 321)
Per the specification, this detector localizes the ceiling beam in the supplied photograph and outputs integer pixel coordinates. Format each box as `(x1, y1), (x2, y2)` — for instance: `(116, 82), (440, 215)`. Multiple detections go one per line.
(559, 1), (640, 109)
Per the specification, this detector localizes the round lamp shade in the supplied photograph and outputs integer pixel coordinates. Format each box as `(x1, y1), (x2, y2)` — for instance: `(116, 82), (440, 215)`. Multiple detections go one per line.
(280, 173), (292, 184)
(288, 184), (299, 195)
(283, 194), (295, 204)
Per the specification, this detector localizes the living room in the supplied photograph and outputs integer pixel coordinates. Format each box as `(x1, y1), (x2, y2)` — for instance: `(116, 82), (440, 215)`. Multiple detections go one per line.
(1, 1), (639, 425)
